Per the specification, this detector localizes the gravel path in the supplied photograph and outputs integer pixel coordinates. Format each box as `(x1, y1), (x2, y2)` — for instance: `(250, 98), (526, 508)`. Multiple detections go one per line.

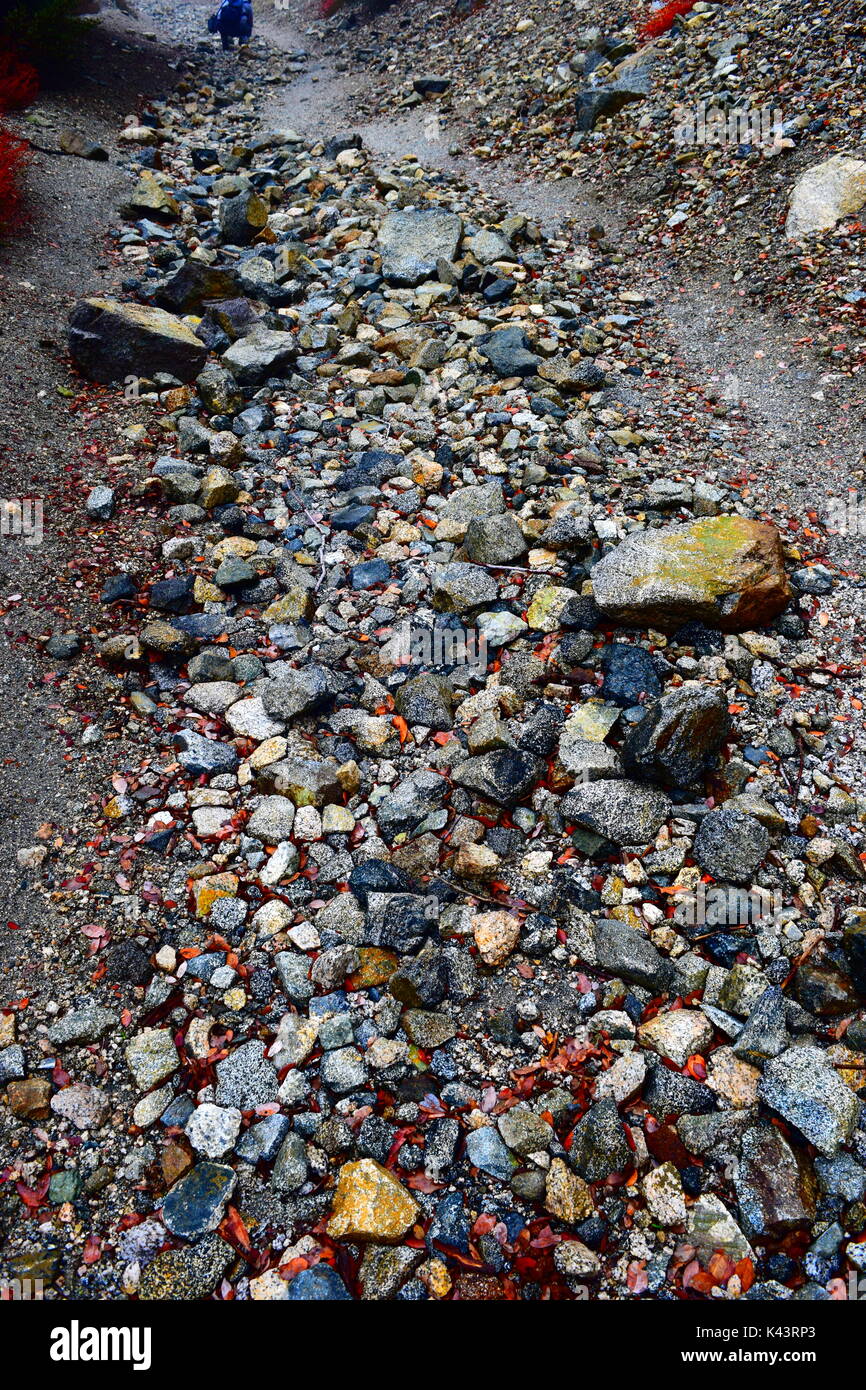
(2, 0), (866, 1307)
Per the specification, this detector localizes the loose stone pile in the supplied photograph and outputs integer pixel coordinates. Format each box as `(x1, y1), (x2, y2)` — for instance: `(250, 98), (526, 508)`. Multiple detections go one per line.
(3, 12), (866, 1303)
(336, 0), (866, 372)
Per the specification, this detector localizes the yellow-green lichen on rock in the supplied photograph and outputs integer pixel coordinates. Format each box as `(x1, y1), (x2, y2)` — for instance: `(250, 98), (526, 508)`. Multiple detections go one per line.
(327, 1158), (419, 1242)
(590, 515), (790, 632)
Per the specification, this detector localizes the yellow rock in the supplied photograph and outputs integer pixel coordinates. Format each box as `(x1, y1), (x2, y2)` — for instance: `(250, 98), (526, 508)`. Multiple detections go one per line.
(525, 585), (577, 632)
(472, 909), (521, 966)
(545, 1157), (593, 1224)
(327, 1159), (419, 1243)
(249, 737), (288, 769)
(211, 537), (258, 561)
(193, 576), (224, 604)
(192, 872), (239, 919)
(262, 591), (314, 623)
(419, 1258), (452, 1298)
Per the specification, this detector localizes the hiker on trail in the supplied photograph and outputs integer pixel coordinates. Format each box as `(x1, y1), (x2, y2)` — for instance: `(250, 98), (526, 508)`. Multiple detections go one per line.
(208, 0), (253, 52)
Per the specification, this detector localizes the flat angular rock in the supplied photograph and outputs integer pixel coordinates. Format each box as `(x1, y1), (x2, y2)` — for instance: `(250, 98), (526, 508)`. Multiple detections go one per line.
(590, 517), (790, 632)
(378, 208), (463, 285)
(221, 326), (296, 386)
(126, 1029), (179, 1089)
(568, 1098), (632, 1181)
(465, 1125), (519, 1180)
(688, 1194), (753, 1265)
(545, 1157), (593, 1224)
(452, 749), (541, 806)
(262, 666), (337, 720)
(214, 1040), (278, 1108)
(735, 1124), (817, 1238)
(476, 325), (541, 378)
(50, 1083), (109, 1130)
(68, 298), (208, 384)
(139, 1234), (233, 1300)
(759, 1047), (859, 1157)
(162, 1162), (236, 1238)
(287, 1265), (352, 1300)
(733, 987), (789, 1067)
(246, 794), (296, 842)
(497, 1103), (553, 1156)
(463, 512), (527, 566)
(327, 1158), (419, 1241)
(593, 919), (670, 992)
(220, 189), (269, 245)
(430, 561), (498, 613)
(158, 259), (240, 313)
(48, 1005), (117, 1047)
(174, 730), (239, 777)
(562, 778), (670, 845)
(642, 1161), (687, 1226)
(638, 1009), (713, 1067)
(185, 1102), (242, 1159)
(473, 909), (521, 966)
(693, 805), (769, 884)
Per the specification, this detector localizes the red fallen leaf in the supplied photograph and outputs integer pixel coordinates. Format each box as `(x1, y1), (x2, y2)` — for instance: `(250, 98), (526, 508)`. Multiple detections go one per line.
(82, 1234), (102, 1265)
(682, 1259), (716, 1293)
(685, 1054), (707, 1081)
(121, 1009), (132, 1027)
(404, 1173), (444, 1194)
(627, 1260), (649, 1294)
(529, 1225), (559, 1250)
(16, 1174), (50, 1210)
(279, 1256), (311, 1281)
(708, 1250), (735, 1283)
(391, 715), (410, 744)
(516, 962), (534, 979)
(735, 1256), (755, 1292)
(219, 1204), (254, 1256)
(473, 1213), (498, 1237)
(52, 1065), (70, 1087)
(7, 920), (20, 930)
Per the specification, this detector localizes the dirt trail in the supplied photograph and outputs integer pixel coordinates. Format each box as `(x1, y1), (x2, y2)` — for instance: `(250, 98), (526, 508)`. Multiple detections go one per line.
(0, 16), (180, 952)
(257, 4), (865, 533)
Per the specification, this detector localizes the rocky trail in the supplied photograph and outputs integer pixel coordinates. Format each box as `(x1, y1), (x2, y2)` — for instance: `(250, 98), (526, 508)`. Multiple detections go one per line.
(1, 0), (866, 1307)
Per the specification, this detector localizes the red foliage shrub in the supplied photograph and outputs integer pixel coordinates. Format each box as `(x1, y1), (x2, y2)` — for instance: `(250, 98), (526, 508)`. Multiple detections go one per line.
(0, 49), (38, 110)
(0, 120), (29, 231)
(638, 0), (694, 41)
(320, 0), (345, 15)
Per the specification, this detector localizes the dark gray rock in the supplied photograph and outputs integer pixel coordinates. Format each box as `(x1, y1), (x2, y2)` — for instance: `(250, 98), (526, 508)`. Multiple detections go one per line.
(758, 1046), (859, 1157)
(593, 918), (671, 992)
(622, 684), (731, 788)
(568, 1098), (632, 1181)
(693, 806), (769, 884)
(452, 749), (541, 806)
(561, 778), (670, 845)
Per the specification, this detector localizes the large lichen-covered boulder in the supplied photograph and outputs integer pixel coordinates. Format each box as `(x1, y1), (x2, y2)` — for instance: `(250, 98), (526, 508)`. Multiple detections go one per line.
(590, 516), (790, 632)
(68, 297), (208, 383)
(786, 155), (866, 239)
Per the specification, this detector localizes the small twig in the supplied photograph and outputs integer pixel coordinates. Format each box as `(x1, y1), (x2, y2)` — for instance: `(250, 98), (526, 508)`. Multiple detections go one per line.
(426, 871), (522, 910)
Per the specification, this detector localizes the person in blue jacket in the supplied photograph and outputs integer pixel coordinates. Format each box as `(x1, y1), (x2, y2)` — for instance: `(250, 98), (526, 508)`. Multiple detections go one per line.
(209, 0), (253, 51)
